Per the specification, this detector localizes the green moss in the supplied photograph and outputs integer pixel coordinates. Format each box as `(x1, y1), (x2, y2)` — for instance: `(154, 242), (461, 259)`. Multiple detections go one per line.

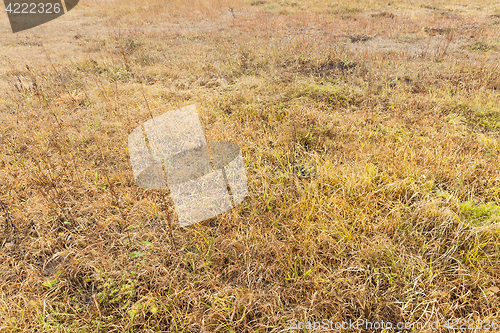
(459, 201), (500, 226)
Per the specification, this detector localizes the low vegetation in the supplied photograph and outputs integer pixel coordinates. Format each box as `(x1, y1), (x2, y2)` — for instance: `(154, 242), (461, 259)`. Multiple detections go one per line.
(0, 0), (499, 331)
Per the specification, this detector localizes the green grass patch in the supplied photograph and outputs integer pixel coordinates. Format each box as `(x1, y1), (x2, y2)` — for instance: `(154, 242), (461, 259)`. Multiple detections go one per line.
(460, 201), (500, 226)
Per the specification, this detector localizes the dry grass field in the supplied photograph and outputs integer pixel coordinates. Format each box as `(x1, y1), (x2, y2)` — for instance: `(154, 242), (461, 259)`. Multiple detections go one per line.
(1, 0), (500, 331)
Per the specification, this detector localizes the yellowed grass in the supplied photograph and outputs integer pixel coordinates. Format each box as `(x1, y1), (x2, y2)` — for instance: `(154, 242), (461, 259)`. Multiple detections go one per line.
(0, 0), (500, 331)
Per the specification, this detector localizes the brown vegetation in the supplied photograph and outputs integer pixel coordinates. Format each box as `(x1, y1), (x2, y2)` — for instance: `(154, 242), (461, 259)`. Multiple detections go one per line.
(0, 0), (499, 331)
